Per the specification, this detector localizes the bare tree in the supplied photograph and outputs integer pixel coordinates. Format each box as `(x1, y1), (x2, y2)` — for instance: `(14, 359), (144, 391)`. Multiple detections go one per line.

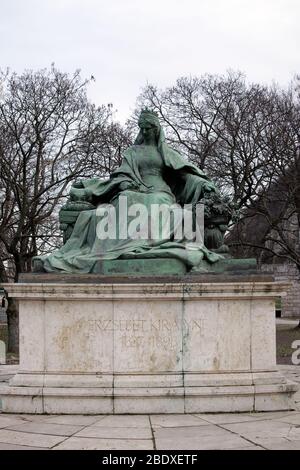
(0, 66), (128, 352)
(137, 72), (300, 271)
(227, 79), (300, 271)
(137, 72), (276, 207)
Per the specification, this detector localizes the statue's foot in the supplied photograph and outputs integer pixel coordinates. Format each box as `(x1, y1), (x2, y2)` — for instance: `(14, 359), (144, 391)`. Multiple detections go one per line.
(211, 245), (230, 254)
(189, 266), (209, 274)
(32, 258), (46, 273)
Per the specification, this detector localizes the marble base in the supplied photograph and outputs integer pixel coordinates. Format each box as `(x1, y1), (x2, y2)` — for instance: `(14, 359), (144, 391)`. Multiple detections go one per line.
(0, 279), (298, 414)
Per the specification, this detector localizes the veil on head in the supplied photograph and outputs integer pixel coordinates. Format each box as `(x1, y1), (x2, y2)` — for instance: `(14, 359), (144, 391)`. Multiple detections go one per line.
(132, 108), (209, 179)
(134, 109), (166, 156)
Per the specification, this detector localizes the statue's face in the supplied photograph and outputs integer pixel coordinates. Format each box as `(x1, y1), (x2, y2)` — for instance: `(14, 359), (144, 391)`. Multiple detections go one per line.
(139, 122), (157, 144)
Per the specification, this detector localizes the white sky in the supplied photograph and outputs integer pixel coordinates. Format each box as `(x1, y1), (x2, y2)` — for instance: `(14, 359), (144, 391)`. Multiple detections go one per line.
(1, 0), (300, 122)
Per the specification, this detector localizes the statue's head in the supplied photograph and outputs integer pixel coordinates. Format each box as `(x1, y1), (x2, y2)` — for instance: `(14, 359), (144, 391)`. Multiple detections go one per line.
(138, 109), (160, 144)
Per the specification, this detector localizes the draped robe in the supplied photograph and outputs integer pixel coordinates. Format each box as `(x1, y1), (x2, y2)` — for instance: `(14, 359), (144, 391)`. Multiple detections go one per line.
(36, 131), (223, 273)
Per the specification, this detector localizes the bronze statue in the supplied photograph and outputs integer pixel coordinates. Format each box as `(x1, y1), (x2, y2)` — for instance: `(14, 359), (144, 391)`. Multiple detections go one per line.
(33, 110), (232, 273)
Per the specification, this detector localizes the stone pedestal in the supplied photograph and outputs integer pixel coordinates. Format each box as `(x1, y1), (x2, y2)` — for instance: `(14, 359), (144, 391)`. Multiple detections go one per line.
(0, 276), (298, 414)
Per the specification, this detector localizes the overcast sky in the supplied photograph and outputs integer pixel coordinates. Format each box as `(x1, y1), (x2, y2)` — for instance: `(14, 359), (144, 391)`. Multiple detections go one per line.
(1, 0), (300, 122)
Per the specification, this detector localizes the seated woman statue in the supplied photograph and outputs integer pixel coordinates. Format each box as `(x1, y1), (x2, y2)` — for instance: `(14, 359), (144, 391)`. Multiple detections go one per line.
(33, 109), (227, 273)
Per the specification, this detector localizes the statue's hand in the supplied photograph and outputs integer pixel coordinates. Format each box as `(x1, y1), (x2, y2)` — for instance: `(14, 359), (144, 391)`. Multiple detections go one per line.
(72, 180), (84, 189)
(202, 181), (216, 194)
(70, 187), (92, 202)
(119, 181), (138, 191)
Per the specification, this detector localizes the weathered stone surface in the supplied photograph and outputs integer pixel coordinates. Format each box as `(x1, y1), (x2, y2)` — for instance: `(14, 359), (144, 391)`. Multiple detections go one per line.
(0, 415), (28, 429)
(43, 415), (105, 426)
(154, 425), (253, 450)
(0, 443), (48, 450)
(150, 414), (209, 428)
(19, 271), (273, 284)
(221, 418), (300, 440)
(75, 426), (152, 439)
(5, 422), (84, 436)
(53, 436), (154, 450)
(0, 279), (297, 414)
(252, 439), (300, 450)
(0, 408), (300, 449)
(91, 415), (150, 428)
(0, 429), (65, 448)
(194, 413), (264, 424)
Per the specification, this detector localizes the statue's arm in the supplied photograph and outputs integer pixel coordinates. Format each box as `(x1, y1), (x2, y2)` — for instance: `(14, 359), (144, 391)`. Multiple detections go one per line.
(69, 186), (93, 202)
(175, 171), (230, 253)
(199, 178), (218, 195)
(59, 151), (139, 242)
(176, 172), (217, 204)
(58, 180), (96, 243)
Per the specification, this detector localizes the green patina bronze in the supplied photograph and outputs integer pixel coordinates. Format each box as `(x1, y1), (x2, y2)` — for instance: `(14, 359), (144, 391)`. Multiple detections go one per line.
(33, 110), (235, 274)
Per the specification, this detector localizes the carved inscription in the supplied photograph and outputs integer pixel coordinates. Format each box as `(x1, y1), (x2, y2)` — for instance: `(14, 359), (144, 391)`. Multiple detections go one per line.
(86, 318), (205, 352)
(87, 318), (204, 333)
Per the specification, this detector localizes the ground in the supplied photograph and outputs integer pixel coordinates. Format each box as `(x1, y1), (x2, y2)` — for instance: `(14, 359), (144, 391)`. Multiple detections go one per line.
(0, 393), (299, 450)
(0, 364), (299, 450)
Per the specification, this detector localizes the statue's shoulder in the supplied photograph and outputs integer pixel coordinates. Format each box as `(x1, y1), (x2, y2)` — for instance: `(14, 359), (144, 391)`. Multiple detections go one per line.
(162, 143), (208, 178)
(123, 144), (144, 159)
(124, 144), (139, 153)
(168, 146), (184, 158)
(162, 143), (187, 163)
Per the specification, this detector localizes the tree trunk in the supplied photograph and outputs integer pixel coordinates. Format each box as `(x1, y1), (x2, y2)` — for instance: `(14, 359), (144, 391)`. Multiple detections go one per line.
(7, 299), (19, 354)
(0, 258), (8, 284)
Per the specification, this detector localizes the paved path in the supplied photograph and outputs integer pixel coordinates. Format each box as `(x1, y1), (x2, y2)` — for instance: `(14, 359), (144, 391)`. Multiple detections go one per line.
(0, 365), (299, 450)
